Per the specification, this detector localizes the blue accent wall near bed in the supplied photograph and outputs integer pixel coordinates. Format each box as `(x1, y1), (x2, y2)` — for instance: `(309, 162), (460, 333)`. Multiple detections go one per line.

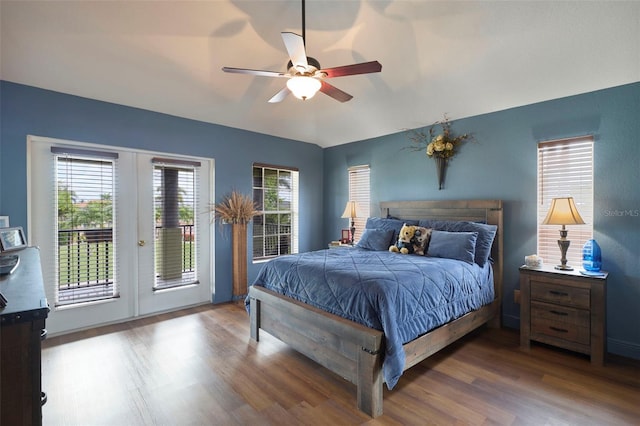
(323, 82), (640, 361)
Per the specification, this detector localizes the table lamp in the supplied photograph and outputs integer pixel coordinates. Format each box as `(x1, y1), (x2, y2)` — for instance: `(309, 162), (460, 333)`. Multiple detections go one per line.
(341, 201), (359, 245)
(541, 197), (585, 270)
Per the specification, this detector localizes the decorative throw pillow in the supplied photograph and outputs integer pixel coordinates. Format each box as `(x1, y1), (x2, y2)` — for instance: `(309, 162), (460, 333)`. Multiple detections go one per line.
(411, 226), (432, 255)
(418, 220), (497, 266)
(356, 228), (395, 251)
(427, 230), (478, 264)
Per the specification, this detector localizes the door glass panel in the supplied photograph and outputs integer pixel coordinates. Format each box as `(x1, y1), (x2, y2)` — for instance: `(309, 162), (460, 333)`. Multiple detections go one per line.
(153, 165), (198, 290)
(55, 155), (116, 305)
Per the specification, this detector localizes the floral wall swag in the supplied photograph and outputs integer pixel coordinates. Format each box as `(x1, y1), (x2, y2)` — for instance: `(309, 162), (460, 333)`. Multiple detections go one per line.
(407, 115), (475, 189)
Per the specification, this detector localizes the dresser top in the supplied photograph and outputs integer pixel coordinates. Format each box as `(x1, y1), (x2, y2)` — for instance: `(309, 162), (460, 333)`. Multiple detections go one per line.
(0, 247), (49, 325)
(520, 264), (608, 280)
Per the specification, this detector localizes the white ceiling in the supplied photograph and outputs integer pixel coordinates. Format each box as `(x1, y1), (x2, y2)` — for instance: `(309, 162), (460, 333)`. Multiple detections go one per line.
(1, 1), (639, 148)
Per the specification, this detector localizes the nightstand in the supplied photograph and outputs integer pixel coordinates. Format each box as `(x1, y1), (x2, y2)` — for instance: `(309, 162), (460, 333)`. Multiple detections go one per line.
(328, 243), (354, 249)
(519, 265), (607, 365)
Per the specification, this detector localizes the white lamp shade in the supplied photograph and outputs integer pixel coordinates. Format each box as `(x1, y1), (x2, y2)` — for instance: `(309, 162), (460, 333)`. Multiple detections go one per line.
(542, 197), (586, 225)
(341, 201), (359, 219)
(286, 76), (321, 100)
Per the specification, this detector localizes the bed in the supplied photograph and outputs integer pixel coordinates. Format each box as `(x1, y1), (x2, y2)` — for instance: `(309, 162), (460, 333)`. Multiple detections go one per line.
(248, 200), (503, 417)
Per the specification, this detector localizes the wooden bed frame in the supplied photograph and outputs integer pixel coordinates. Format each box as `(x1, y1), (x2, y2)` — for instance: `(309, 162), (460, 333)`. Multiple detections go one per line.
(248, 200), (503, 417)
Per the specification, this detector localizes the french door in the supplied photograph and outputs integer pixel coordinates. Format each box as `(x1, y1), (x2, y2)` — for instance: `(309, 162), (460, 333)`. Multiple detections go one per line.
(27, 136), (213, 335)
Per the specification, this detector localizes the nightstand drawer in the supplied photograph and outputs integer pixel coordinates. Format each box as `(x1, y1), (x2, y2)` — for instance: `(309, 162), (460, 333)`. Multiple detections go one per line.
(531, 281), (590, 309)
(531, 317), (590, 345)
(531, 301), (590, 327)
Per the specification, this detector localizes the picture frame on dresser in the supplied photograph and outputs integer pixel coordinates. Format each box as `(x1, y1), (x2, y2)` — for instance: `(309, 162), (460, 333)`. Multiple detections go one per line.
(0, 226), (27, 252)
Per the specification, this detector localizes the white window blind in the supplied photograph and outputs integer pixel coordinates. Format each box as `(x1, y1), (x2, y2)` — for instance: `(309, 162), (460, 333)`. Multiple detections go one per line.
(348, 165), (371, 242)
(537, 136), (594, 268)
(152, 161), (199, 290)
(53, 149), (117, 306)
(252, 164), (299, 260)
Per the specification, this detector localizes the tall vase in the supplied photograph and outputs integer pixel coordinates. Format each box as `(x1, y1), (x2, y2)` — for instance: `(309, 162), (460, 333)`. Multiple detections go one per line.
(435, 157), (447, 190)
(232, 223), (248, 297)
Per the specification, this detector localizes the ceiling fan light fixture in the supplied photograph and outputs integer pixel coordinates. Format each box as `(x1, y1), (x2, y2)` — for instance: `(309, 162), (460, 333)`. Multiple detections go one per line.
(222, 0), (381, 103)
(287, 76), (321, 100)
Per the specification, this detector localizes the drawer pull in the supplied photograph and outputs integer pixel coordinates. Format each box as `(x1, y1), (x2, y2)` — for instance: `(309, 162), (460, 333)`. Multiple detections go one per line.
(549, 326), (569, 333)
(549, 310), (568, 316)
(549, 290), (569, 297)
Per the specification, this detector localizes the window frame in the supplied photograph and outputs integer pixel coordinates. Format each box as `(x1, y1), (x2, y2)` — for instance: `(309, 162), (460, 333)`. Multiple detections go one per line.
(252, 163), (299, 261)
(537, 136), (594, 268)
(348, 165), (371, 243)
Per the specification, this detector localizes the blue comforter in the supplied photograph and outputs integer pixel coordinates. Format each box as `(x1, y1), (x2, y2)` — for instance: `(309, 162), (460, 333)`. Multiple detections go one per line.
(248, 247), (494, 389)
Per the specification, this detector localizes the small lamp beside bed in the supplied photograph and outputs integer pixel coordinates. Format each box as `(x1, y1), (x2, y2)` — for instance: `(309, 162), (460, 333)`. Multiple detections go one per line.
(341, 200), (359, 245)
(542, 197), (585, 271)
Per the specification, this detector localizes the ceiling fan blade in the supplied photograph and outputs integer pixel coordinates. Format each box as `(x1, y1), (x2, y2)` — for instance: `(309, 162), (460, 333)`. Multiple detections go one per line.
(281, 32), (308, 70)
(222, 67), (287, 78)
(320, 61), (382, 78)
(268, 87), (291, 103)
(319, 81), (353, 103)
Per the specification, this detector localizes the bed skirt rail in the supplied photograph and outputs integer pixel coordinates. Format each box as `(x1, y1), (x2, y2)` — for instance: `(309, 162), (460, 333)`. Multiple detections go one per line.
(403, 299), (500, 371)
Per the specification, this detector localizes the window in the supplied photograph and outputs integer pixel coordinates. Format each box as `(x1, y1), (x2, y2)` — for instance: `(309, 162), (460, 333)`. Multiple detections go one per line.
(537, 136), (594, 267)
(348, 165), (371, 242)
(53, 148), (117, 306)
(252, 164), (299, 260)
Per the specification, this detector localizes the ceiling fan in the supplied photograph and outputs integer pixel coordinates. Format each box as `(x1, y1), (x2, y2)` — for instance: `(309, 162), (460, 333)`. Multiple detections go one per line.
(222, 0), (382, 103)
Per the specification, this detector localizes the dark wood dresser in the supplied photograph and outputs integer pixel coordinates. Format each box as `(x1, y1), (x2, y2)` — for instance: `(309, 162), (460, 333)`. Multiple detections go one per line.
(1, 247), (49, 425)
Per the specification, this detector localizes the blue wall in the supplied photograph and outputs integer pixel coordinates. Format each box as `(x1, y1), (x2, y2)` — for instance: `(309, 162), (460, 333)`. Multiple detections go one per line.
(323, 82), (640, 360)
(0, 81), (324, 303)
(2, 80), (639, 360)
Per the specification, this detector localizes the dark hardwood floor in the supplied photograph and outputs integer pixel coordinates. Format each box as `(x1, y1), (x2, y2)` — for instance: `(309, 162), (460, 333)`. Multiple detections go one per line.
(42, 302), (640, 425)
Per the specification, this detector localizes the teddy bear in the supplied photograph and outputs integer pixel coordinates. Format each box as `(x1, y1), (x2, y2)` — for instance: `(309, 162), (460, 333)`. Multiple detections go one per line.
(411, 227), (432, 256)
(389, 223), (416, 254)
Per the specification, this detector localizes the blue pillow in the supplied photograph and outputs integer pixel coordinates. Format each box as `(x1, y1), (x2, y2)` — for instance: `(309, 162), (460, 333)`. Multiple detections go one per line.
(356, 228), (395, 251)
(427, 230), (478, 264)
(365, 217), (419, 244)
(418, 220), (497, 266)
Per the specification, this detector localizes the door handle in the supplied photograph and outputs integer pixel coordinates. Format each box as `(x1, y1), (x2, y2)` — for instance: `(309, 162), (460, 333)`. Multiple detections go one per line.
(138, 240), (146, 247)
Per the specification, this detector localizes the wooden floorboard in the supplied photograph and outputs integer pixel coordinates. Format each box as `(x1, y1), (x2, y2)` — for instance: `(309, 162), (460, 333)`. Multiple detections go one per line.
(41, 302), (640, 425)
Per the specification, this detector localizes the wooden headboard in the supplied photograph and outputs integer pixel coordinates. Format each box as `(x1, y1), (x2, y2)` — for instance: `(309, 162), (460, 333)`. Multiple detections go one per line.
(379, 199), (504, 308)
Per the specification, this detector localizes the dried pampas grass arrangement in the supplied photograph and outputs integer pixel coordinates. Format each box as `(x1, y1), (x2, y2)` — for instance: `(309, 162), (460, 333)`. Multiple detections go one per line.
(211, 190), (259, 225)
